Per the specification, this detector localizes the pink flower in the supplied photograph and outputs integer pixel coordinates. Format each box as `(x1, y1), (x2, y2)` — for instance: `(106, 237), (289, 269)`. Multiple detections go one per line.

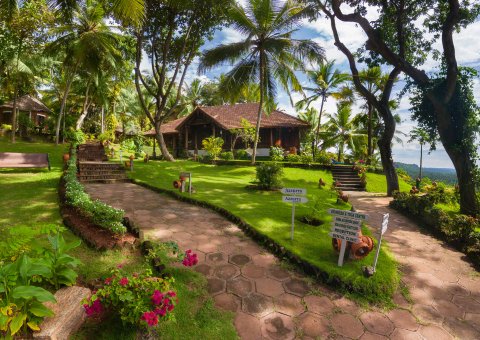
(154, 307), (167, 317)
(167, 291), (176, 297)
(119, 277), (129, 286)
(141, 311), (158, 326)
(182, 250), (199, 267)
(151, 290), (164, 305)
(117, 264), (123, 269)
(104, 277), (113, 285)
(84, 299), (102, 316)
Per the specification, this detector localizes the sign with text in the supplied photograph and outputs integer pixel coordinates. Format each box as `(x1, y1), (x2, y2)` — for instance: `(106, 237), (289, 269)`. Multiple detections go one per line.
(282, 196), (308, 204)
(281, 188), (307, 195)
(372, 213), (390, 273)
(328, 208), (368, 266)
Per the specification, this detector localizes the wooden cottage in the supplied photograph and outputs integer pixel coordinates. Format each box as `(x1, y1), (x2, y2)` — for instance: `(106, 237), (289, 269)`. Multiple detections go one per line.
(0, 95), (51, 132)
(144, 103), (309, 157)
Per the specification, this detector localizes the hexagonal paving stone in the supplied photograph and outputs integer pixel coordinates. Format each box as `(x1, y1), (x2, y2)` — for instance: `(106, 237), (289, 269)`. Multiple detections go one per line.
(359, 332), (388, 340)
(331, 313), (365, 339)
(206, 252), (227, 264)
(214, 293), (240, 312)
(242, 264), (266, 279)
(252, 253), (277, 267)
(234, 312), (262, 340)
(304, 295), (334, 316)
(283, 278), (310, 297)
(387, 309), (420, 332)
(433, 300), (465, 319)
(197, 242), (218, 253)
(207, 278), (226, 296)
(442, 316), (480, 339)
(297, 312), (330, 338)
(261, 312), (295, 340)
(452, 295), (480, 313)
(227, 277), (253, 297)
(194, 263), (212, 276)
(274, 293), (305, 316)
(242, 293), (274, 318)
(389, 328), (422, 340)
(267, 265), (291, 281)
(255, 278), (285, 297)
(214, 264), (240, 280)
(359, 311), (394, 336)
(412, 304), (443, 324)
(333, 296), (361, 315)
(419, 325), (453, 340)
(229, 253), (252, 266)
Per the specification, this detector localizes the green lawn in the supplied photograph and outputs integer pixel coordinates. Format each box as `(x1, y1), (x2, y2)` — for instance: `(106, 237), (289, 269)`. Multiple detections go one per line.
(366, 172), (411, 193)
(129, 160), (400, 304)
(0, 139), (236, 338)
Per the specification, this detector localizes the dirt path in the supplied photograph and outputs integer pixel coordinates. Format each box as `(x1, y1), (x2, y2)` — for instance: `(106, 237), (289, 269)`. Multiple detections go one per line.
(85, 182), (479, 339)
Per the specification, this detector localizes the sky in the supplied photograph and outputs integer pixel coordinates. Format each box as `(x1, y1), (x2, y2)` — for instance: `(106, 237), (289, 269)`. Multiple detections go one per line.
(142, 2), (480, 169)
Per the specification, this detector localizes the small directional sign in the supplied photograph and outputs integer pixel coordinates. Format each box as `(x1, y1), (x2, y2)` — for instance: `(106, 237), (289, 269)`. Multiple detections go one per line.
(328, 208), (368, 221)
(328, 232), (360, 243)
(282, 196), (308, 204)
(281, 188), (307, 195)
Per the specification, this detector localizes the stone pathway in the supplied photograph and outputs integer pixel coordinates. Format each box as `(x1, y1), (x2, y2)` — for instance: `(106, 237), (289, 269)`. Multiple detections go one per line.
(85, 183), (480, 339)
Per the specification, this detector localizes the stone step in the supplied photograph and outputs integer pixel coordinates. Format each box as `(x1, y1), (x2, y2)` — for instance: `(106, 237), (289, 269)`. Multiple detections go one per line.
(79, 170), (126, 175)
(336, 186), (366, 191)
(78, 175), (128, 181)
(33, 286), (91, 340)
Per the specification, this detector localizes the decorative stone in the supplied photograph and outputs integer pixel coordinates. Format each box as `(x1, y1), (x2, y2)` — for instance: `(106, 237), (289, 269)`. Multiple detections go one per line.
(359, 311), (394, 336)
(242, 293), (274, 317)
(274, 293), (305, 316)
(331, 313), (364, 339)
(267, 266), (291, 281)
(304, 295), (334, 316)
(207, 278), (226, 296)
(214, 293), (240, 312)
(33, 286), (91, 340)
(229, 254), (251, 266)
(255, 278), (285, 297)
(207, 252), (226, 264)
(297, 312), (330, 338)
(261, 312), (295, 340)
(283, 278), (310, 297)
(242, 264), (266, 279)
(227, 277), (253, 297)
(194, 263), (212, 276)
(214, 264), (240, 280)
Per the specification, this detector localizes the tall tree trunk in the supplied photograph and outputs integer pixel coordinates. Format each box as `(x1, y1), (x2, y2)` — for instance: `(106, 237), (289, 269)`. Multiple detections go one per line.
(75, 83), (91, 130)
(366, 103), (373, 164)
(155, 121), (174, 161)
(252, 52), (265, 165)
(377, 106), (399, 196)
(55, 71), (75, 145)
(313, 93), (326, 159)
(11, 91), (17, 143)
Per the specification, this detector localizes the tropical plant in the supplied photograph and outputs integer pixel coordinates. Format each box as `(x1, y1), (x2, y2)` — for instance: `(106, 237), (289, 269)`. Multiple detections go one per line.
(230, 118), (257, 152)
(255, 162), (283, 190)
(296, 61), (351, 158)
(298, 107), (319, 155)
(199, 0), (324, 164)
(269, 146), (284, 162)
(322, 103), (366, 162)
(202, 136), (224, 160)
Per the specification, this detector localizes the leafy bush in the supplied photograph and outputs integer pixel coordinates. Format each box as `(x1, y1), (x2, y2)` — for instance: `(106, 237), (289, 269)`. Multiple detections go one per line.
(269, 147), (284, 161)
(300, 153), (313, 164)
(1, 124), (12, 131)
(235, 149), (251, 160)
(98, 132), (112, 143)
(65, 129), (86, 145)
(285, 154), (301, 162)
(219, 151), (234, 160)
(255, 162), (283, 190)
(314, 151), (331, 165)
(64, 147), (126, 234)
(202, 136), (224, 160)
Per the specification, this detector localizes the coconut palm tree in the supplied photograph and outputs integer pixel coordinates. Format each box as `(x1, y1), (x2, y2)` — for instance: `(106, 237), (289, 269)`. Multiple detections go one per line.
(46, 0), (123, 144)
(198, 0), (324, 163)
(296, 60), (351, 158)
(322, 103), (366, 162)
(298, 107), (319, 154)
(409, 127), (436, 181)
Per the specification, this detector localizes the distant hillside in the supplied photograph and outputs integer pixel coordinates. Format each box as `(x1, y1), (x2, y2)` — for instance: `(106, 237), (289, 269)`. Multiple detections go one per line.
(394, 162), (457, 185)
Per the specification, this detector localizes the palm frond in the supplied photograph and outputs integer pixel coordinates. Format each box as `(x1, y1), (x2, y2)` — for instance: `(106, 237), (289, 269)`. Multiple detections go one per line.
(198, 40), (253, 74)
(111, 0), (145, 26)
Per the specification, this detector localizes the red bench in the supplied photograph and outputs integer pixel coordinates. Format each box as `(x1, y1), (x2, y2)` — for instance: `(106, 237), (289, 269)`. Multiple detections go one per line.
(0, 152), (51, 170)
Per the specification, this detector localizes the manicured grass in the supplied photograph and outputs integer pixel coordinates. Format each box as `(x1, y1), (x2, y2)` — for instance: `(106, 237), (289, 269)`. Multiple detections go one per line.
(129, 160), (400, 304)
(0, 139), (236, 338)
(366, 172), (411, 193)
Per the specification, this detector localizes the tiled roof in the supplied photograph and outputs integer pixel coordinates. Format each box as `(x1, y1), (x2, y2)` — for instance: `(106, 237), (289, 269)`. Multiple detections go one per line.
(144, 116), (187, 136)
(0, 95), (50, 112)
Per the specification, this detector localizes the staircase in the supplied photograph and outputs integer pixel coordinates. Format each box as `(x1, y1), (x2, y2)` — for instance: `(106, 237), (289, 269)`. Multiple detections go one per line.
(331, 165), (365, 192)
(77, 143), (129, 183)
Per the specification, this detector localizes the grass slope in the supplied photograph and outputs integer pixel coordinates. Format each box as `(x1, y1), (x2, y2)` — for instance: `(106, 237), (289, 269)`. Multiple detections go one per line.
(366, 172), (411, 193)
(0, 139), (236, 338)
(130, 160), (399, 304)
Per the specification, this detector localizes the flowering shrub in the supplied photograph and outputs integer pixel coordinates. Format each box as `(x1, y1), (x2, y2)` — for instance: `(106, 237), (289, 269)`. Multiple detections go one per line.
(182, 249), (198, 266)
(83, 267), (176, 328)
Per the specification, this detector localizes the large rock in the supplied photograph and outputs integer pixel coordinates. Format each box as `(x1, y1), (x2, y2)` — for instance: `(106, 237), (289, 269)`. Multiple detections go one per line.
(33, 286), (91, 340)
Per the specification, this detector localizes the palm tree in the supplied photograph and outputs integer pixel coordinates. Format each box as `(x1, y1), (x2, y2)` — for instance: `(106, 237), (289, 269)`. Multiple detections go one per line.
(409, 127), (436, 181)
(198, 0), (324, 163)
(46, 0), (123, 144)
(298, 107), (319, 154)
(322, 103), (366, 162)
(296, 60), (351, 158)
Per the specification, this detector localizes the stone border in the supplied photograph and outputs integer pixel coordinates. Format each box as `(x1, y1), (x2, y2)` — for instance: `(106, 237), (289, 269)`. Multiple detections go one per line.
(58, 177), (138, 250)
(131, 179), (394, 301)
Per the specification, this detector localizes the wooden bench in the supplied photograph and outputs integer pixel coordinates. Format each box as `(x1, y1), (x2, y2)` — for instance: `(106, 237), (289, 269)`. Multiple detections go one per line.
(0, 152), (51, 170)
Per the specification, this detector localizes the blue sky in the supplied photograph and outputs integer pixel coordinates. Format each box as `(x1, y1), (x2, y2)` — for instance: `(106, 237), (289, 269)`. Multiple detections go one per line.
(144, 2), (480, 169)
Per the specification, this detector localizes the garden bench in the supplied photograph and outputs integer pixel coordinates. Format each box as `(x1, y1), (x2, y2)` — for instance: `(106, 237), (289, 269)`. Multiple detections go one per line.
(0, 152), (51, 170)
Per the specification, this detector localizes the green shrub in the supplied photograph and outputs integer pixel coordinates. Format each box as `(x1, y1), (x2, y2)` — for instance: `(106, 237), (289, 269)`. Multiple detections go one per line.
(300, 153), (313, 164)
(235, 149), (251, 160)
(255, 162), (283, 190)
(202, 136), (224, 160)
(65, 129), (86, 144)
(219, 151), (234, 160)
(314, 151), (331, 165)
(285, 154), (301, 162)
(269, 146), (284, 161)
(1, 123), (12, 131)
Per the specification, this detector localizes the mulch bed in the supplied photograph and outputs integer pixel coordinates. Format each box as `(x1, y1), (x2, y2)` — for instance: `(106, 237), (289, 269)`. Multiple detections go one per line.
(58, 179), (137, 250)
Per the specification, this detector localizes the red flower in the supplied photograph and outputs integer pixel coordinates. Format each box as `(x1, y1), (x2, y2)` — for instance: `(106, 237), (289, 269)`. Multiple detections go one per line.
(119, 277), (129, 286)
(151, 290), (164, 305)
(84, 299), (102, 316)
(117, 264), (123, 269)
(154, 307), (167, 317)
(104, 277), (113, 285)
(141, 311), (158, 326)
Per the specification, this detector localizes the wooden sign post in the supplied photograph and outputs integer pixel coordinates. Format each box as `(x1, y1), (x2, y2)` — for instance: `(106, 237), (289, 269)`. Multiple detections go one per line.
(372, 213), (389, 272)
(281, 188), (308, 241)
(328, 209), (368, 266)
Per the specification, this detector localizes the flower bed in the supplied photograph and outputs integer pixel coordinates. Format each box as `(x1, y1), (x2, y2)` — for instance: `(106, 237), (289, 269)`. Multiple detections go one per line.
(390, 192), (480, 267)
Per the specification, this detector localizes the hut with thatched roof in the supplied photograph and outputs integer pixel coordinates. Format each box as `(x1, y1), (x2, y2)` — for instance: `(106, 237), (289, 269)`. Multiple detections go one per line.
(0, 95), (51, 130)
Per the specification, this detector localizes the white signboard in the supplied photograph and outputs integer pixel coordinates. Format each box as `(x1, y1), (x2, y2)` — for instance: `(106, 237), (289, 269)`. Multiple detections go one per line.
(328, 208), (368, 221)
(282, 196), (308, 204)
(329, 232), (360, 243)
(381, 213), (389, 235)
(281, 188), (307, 195)
(372, 213), (390, 272)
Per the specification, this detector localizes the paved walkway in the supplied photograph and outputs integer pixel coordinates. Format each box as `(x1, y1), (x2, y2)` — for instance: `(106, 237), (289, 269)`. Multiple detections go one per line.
(85, 183), (480, 339)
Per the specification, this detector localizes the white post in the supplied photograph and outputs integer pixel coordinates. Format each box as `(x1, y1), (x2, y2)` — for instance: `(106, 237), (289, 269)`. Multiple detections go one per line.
(372, 232), (383, 272)
(291, 202), (295, 241)
(119, 149), (122, 162)
(338, 240), (347, 266)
